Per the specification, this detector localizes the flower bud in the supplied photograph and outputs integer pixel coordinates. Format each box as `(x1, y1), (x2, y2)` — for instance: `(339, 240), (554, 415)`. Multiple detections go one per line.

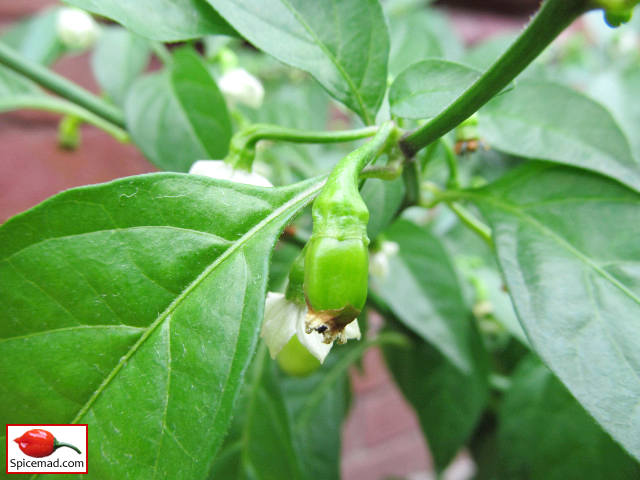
(217, 68), (265, 109)
(56, 8), (100, 50)
(369, 240), (399, 280)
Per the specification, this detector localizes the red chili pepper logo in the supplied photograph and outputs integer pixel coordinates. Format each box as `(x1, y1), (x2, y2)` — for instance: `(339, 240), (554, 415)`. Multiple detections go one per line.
(14, 429), (82, 458)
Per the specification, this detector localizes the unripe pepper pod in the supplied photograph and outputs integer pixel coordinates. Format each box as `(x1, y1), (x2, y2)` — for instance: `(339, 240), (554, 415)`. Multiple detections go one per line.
(304, 121), (397, 344)
(304, 235), (369, 341)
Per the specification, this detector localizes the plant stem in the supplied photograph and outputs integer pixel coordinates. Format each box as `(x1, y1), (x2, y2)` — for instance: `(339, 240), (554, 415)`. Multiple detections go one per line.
(399, 0), (591, 157)
(0, 95), (129, 142)
(401, 160), (421, 209)
(228, 123), (383, 170)
(360, 162), (403, 180)
(0, 42), (126, 129)
(324, 121), (399, 189)
(440, 138), (460, 189)
(236, 123), (380, 149)
(448, 202), (494, 249)
(420, 186), (494, 248)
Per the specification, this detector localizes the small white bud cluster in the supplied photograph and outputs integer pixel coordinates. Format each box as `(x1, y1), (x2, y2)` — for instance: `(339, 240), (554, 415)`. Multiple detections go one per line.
(217, 68), (265, 109)
(56, 8), (101, 50)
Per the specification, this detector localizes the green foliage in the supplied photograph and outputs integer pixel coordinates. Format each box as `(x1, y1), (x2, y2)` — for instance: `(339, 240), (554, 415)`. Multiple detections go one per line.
(125, 48), (231, 171)
(2, 0), (640, 478)
(1, 7), (67, 65)
(473, 162), (640, 460)
(63, 0), (235, 41)
(390, 60), (480, 119)
(0, 174), (324, 478)
(209, 344), (354, 479)
(91, 26), (151, 107)
(207, 0), (389, 124)
(498, 356), (640, 479)
(479, 80), (640, 191)
(371, 220), (478, 371)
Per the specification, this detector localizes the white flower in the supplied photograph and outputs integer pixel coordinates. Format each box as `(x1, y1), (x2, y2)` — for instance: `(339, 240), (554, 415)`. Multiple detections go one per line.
(189, 160), (273, 187)
(56, 8), (100, 50)
(261, 292), (361, 364)
(217, 68), (265, 109)
(369, 241), (400, 280)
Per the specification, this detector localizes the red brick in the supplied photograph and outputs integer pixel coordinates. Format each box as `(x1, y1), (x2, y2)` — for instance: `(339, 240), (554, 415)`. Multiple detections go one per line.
(362, 384), (419, 447)
(446, 7), (528, 45)
(0, 0), (55, 21)
(342, 430), (431, 480)
(0, 123), (155, 222)
(342, 396), (367, 453)
(350, 347), (391, 394)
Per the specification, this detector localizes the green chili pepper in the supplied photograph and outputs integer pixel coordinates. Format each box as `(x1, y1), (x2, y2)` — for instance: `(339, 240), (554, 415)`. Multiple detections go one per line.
(304, 121), (397, 344)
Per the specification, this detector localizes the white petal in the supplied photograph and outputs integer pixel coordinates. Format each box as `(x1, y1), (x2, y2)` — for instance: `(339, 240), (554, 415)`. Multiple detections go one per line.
(261, 292), (299, 359)
(189, 160), (234, 179)
(369, 251), (389, 279)
(218, 68), (265, 109)
(345, 320), (362, 340)
(228, 169), (273, 187)
(381, 241), (400, 256)
(57, 8), (100, 50)
(296, 312), (332, 364)
(189, 160), (273, 187)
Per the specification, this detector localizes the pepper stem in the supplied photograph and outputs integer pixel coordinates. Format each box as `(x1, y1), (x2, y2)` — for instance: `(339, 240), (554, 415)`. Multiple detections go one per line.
(311, 120), (399, 239)
(399, 0), (590, 157)
(54, 439), (82, 455)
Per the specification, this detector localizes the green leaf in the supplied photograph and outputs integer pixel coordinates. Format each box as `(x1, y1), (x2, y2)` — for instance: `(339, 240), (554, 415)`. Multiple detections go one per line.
(209, 343), (353, 480)
(588, 66), (640, 164)
(384, 326), (489, 471)
(470, 162), (640, 461)
(480, 80), (640, 192)
(91, 26), (151, 107)
(389, 59), (480, 120)
(498, 356), (640, 479)
(125, 48), (232, 172)
(370, 219), (477, 373)
(0, 173), (325, 479)
(279, 345), (355, 480)
(269, 242), (302, 293)
(206, 0), (389, 124)
(361, 175), (405, 241)
(214, 349), (307, 480)
(0, 8), (67, 65)
(387, 9), (463, 76)
(62, 0), (235, 41)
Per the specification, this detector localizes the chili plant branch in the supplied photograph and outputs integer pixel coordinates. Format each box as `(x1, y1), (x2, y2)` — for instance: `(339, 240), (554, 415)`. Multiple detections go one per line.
(399, 0), (592, 157)
(0, 95), (129, 142)
(0, 42), (126, 129)
(421, 185), (494, 248)
(228, 123), (388, 170)
(234, 123), (379, 148)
